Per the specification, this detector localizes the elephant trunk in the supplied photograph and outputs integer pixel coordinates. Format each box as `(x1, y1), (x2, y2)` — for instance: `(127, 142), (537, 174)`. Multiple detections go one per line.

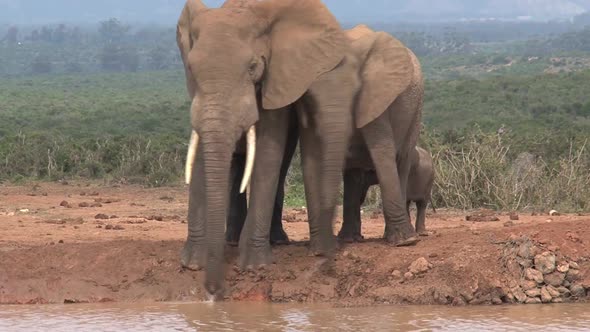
(200, 123), (233, 297)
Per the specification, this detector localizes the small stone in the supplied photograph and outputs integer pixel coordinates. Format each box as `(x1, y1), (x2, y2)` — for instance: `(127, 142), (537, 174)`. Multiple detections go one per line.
(505, 292), (515, 304)
(534, 252), (556, 274)
(58, 240), (64, 244)
(504, 221), (515, 227)
(563, 280), (571, 288)
(509, 212), (520, 220)
(544, 272), (566, 287)
(461, 291), (474, 303)
(525, 297), (542, 304)
(95, 214), (109, 220)
(540, 287), (553, 303)
(569, 262), (579, 269)
(557, 286), (570, 294)
(566, 269), (581, 283)
(90, 203), (103, 208)
(546, 285), (561, 298)
(408, 257), (432, 275)
(525, 268), (544, 284)
(110, 215), (118, 219)
(404, 272), (414, 280)
(525, 289), (541, 297)
(342, 251), (350, 257)
(78, 202), (89, 208)
(549, 210), (560, 216)
(451, 297), (466, 306)
(511, 288), (527, 303)
(557, 263), (570, 273)
(521, 280), (538, 291)
(552, 298), (563, 303)
(492, 297), (503, 305)
(570, 284), (586, 298)
(518, 258), (533, 268)
(59, 200), (71, 208)
(391, 270), (402, 279)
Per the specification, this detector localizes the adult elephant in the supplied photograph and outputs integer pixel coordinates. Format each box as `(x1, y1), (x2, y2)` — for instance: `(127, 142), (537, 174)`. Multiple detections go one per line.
(177, 0), (356, 297)
(222, 24), (425, 250)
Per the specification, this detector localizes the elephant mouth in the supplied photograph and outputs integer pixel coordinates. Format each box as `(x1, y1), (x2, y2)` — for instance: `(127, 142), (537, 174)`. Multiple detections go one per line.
(184, 126), (257, 195)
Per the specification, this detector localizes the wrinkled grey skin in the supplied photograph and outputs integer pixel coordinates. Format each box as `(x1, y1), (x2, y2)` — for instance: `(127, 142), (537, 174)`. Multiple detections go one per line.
(178, 0), (355, 298)
(339, 146), (435, 241)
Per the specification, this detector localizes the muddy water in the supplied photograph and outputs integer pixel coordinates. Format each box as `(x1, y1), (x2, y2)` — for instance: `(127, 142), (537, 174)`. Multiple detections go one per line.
(1, 302), (589, 331)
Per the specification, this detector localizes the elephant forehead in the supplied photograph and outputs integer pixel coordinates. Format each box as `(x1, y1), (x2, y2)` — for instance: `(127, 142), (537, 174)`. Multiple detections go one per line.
(198, 8), (262, 37)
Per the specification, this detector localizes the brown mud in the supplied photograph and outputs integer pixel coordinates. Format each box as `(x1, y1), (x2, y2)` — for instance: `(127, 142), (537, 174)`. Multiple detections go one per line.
(0, 182), (588, 306)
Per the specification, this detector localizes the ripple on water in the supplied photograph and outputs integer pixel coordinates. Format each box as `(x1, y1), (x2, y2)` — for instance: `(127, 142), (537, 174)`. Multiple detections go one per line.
(1, 303), (590, 332)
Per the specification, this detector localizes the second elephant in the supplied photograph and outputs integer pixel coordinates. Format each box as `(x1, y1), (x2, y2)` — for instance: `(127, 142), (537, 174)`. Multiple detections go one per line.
(339, 146), (435, 242)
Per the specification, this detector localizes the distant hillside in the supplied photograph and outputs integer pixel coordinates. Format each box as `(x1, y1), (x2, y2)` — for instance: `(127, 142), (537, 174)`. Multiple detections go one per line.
(0, 0), (587, 24)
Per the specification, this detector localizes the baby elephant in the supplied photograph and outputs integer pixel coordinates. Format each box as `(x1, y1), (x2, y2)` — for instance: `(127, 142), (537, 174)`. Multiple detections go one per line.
(339, 146), (435, 242)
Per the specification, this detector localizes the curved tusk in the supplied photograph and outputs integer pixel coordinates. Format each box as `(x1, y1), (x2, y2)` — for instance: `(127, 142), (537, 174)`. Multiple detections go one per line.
(185, 130), (199, 185)
(239, 126), (256, 194)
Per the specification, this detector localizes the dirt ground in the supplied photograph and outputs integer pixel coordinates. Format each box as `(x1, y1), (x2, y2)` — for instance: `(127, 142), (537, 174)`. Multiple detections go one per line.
(0, 181), (588, 306)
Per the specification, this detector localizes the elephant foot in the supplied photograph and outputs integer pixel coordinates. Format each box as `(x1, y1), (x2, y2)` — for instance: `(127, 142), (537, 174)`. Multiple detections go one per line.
(180, 240), (207, 271)
(270, 229), (290, 246)
(337, 231), (364, 243)
(226, 230), (241, 247)
(417, 228), (430, 237)
(384, 222), (420, 247)
(238, 242), (273, 270)
(309, 235), (337, 257)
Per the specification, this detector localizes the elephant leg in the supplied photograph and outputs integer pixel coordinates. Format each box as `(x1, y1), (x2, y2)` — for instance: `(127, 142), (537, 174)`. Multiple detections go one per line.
(415, 200), (428, 236)
(360, 119), (418, 247)
(181, 141), (208, 270)
(406, 200), (412, 224)
(339, 168), (365, 243)
(238, 108), (291, 268)
(226, 154), (247, 247)
(270, 119), (298, 246)
(299, 121), (322, 251)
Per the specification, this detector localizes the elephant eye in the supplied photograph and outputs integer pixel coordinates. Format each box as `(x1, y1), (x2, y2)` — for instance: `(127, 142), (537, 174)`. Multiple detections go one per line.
(248, 61), (258, 75)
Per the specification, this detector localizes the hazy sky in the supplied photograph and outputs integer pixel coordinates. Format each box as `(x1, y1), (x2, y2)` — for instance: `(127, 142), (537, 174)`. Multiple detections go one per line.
(0, 0), (587, 25)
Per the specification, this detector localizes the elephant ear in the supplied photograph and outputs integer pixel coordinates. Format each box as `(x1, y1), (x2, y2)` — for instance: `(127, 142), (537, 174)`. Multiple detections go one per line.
(252, 0), (347, 110)
(355, 31), (414, 128)
(176, 0), (208, 98)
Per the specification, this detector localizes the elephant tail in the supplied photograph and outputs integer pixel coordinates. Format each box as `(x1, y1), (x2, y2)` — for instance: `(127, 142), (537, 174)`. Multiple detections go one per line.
(429, 199), (437, 214)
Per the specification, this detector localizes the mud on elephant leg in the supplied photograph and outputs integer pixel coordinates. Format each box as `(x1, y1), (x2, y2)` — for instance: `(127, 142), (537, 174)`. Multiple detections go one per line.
(360, 119), (418, 247)
(238, 108), (291, 269)
(181, 145), (208, 270)
(226, 154), (247, 247)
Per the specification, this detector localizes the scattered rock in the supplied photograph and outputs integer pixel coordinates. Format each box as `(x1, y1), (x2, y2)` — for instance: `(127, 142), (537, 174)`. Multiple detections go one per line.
(105, 224), (124, 230)
(509, 212), (520, 221)
(525, 297), (542, 304)
(147, 215), (164, 222)
(504, 221), (515, 227)
(110, 215), (118, 219)
(569, 262), (580, 270)
(408, 257), (433, 275)
(159, 196), (174, 202)
(95, 214), (109, 220)
(534, 252), (556, 274)
(391, 270), (402, 280)
(90, 203), (103, 208)
(570, 284), (586, 298)
(78, 202), (89, 208)
(546, 285), (561, 298)
(58, 240), (64, 244)
(511, 287), (527, 303)
(59, 200), (72, 208)
(540, 287), (553, 303)
(403, 272), (414, 280)
(89, 192), (100, 196)
(557, 263), (570, 273)
(552, 298), (564, 303)
(566, 269), (581, 283)
(451, 296), (467, 306)
(525, 268), (544, 284)
(80, 192), (86, 196)
(549, 210), (560, 216)
(544, 272), (566, 287)
(521, 280), (538, 291)
(466, 209), (500, 222)
(491, 297), (503, 305)
(525, 288), (541, 297)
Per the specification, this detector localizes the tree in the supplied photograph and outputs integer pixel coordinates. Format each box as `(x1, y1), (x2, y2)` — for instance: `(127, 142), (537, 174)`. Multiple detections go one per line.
(147, 46), (170, 70)
(99, 18), (129, 44)
(2, 26), (18, 44)
(31, 56), (53, 74)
